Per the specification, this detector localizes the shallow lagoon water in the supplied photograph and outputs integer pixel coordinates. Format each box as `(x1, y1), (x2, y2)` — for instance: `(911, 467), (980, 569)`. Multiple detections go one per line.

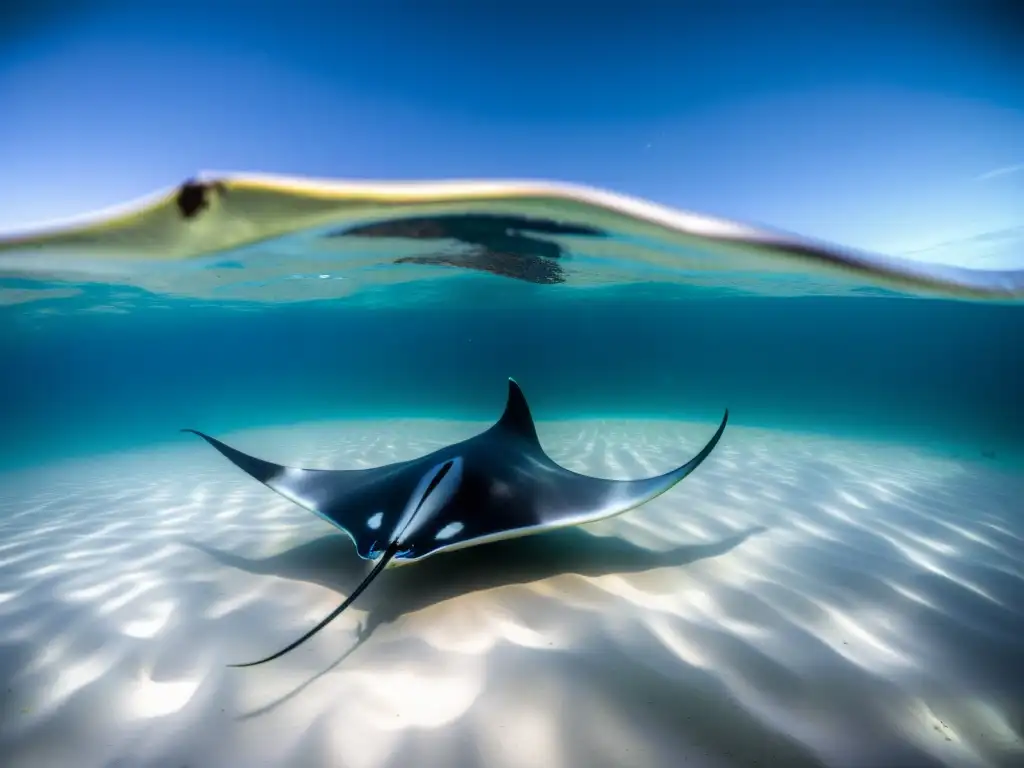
(0, 175), (1022, 767)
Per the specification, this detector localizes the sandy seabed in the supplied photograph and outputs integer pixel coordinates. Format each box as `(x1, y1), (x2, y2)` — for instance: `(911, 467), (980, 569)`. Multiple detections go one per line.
(0, 418), (1021, 768)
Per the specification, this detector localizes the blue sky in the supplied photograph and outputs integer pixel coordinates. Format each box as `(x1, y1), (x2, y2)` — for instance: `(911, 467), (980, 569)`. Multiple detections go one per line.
(1, 1), (1022, 266)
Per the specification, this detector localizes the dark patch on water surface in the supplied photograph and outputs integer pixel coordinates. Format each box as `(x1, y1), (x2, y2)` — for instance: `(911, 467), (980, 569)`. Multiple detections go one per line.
(331, 213), (607, 240)
(176, 179), (227, 220)
(394, 249), (567, 284)
(326, 213), (609, 284)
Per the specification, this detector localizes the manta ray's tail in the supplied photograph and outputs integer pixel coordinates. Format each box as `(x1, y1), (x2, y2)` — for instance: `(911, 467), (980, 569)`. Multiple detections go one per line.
(224, 457), (463, 668)
(228, 539), (402, 668)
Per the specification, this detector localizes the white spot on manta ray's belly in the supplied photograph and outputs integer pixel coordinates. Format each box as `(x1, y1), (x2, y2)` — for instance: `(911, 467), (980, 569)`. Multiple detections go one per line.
(367, 512), (383, 530)
(435, 522), (464, 540)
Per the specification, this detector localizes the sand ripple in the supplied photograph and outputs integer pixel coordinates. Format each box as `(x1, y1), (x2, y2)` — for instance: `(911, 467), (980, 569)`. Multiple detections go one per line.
(0, 419), (1021, 768)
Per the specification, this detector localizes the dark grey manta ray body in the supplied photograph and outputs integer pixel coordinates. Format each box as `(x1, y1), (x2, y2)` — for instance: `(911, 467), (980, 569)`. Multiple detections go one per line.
(183, 379), (728, 667)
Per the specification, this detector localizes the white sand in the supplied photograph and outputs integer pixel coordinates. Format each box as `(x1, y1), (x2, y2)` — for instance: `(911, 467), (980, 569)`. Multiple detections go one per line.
(0, 418), (1022, 768)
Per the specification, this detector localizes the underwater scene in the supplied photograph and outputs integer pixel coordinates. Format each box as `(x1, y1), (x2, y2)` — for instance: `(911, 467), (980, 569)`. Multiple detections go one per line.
(0, 174), (1022, 768)
(2, 4), (1024, 768)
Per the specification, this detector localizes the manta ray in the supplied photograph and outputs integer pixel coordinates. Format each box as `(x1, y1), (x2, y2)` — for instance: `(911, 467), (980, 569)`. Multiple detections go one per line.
(183, 379), (728, 667)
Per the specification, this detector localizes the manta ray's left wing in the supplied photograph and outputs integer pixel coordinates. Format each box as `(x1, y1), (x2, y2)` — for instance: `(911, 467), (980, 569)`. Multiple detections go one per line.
(182, 429), (423, 559)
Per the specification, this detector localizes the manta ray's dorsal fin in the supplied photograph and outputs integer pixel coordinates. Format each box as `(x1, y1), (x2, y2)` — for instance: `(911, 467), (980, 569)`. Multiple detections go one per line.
(495, 378), (541, 445)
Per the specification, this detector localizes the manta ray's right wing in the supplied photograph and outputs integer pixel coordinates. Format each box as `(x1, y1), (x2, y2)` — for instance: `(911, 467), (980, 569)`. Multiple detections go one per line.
(181, 429), (422, 559)
(410, 406), (730, 561)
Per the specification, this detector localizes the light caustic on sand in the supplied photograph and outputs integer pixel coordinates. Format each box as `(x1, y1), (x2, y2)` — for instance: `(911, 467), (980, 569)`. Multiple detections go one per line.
(0, 419), (1022, 768)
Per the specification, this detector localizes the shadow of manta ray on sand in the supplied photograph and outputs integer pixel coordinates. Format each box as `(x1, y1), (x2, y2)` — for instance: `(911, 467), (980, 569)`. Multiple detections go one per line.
(184, 524), (766, 648)
(182, 378), (729, 668)
(183, 524), (766, 720)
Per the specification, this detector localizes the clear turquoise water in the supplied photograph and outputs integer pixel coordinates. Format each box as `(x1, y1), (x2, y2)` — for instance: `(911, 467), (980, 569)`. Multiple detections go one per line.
(2, 275), (1021, 471)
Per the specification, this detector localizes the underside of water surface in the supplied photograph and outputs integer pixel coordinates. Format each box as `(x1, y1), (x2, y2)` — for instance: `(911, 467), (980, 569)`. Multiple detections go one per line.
(0, 175), (1022, 768)
(0, 173), (1020, 468)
